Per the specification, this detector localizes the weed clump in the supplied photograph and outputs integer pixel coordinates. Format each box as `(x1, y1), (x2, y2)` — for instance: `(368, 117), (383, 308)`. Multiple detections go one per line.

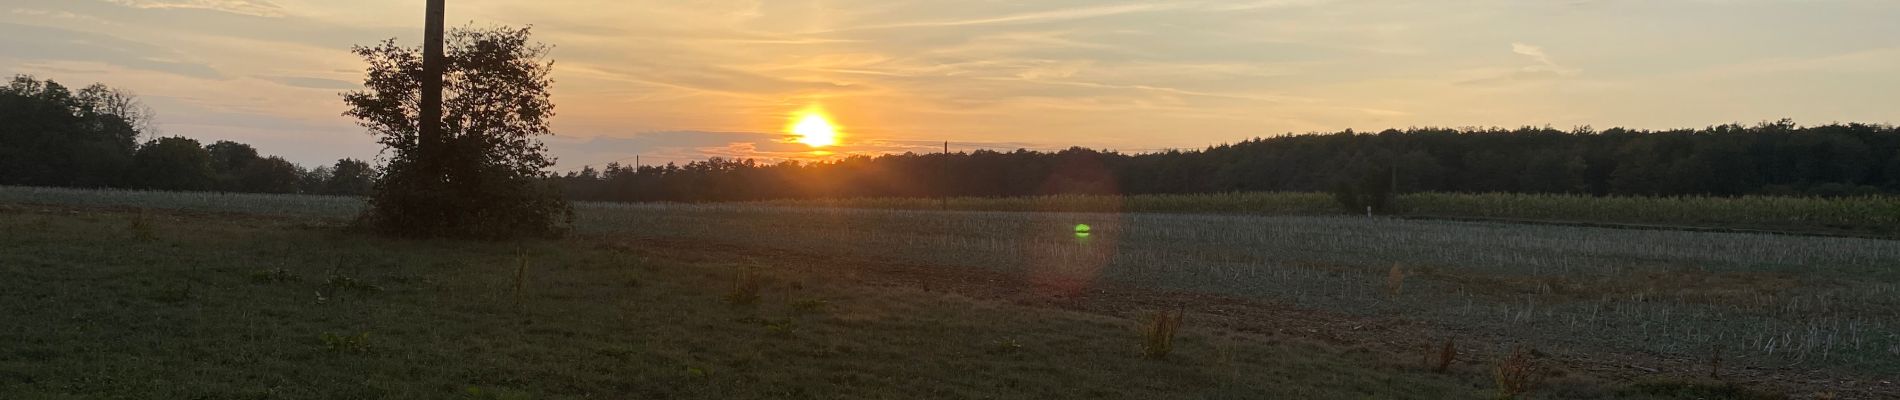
(127, 211), (155, 241)
(1385, 263), (1405, 299)
(1142, 309), (1185, 359)
(725, 270), (763, 306)
(1427, 338), (1455, 373)
(791, 298), (828, 314)
(1494, 345), (1543, 399)
(319, 331), (371, 353)
(323, 275), (383, 293)
(990, 338), (1025, 355)
(250, 268), (299, 284)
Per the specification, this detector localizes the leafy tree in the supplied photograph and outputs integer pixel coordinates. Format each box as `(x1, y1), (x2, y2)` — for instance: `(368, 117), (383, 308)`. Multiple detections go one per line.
(0, 75), (142, 187)
(205, 140), (261, 191)
(74, 83), (158, 142)
(130, 137), (216, 191)
(301, 165), (334, 194)
(237, 156), (305, 194)
(343, 25), (570, 238)
(324, 158), (377, 196)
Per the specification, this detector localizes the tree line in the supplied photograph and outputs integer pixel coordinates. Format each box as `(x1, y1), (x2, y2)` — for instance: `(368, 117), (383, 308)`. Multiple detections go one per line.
(557, 121), (1900, 204)
(11, 73), (1899, 205)
(1, 75), (374, 196)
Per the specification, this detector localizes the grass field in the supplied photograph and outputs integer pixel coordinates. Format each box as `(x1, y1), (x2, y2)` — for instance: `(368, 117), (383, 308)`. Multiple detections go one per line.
(3, 186), (1897, 399)
(759, 192), (1900, 238)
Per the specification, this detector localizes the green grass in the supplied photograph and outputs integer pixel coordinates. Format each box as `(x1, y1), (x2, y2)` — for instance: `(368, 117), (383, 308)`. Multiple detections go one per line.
(5, 186), (1893, 236)
(5, 187), (1897, 398)
(578, 203), (1900, 378)
(0, 206), (1507, 399)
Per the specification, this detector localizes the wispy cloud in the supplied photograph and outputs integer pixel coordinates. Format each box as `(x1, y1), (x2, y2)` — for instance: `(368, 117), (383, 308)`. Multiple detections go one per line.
(0, 22), (222, 79)
(11, 8), (116, 25)
(1511, 42), (1580, 76)
(101, 0), (285, 18)
(828, 3), (1183, 32)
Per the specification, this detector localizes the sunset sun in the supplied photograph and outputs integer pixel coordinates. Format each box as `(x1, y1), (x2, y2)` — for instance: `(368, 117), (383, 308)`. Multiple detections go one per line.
(789, 107), (839, 148)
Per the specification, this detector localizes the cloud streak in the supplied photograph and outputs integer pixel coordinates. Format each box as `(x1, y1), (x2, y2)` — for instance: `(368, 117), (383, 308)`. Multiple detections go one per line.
(101, 0), (285, 18)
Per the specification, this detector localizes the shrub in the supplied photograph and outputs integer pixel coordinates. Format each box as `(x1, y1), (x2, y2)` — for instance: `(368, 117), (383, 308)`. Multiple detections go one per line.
(1493, 345), (1543, 399)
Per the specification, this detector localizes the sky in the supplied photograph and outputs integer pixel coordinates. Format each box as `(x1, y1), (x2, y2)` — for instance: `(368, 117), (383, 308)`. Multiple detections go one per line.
(3, 0), (1898, 170)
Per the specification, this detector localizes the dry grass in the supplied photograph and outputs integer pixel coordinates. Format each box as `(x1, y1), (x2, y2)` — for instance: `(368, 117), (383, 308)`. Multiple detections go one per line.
(1385, 263), (1405, 299)
(512, 251), (529, 307)
(1433, 338), (1456, 373)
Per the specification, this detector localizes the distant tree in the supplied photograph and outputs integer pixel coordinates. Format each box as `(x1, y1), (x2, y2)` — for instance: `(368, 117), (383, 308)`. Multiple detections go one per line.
(0, 75), (142, 187)
(237, 156), (305, 194)
(343, 24), (570, 238)
(205, 140), (261, 191)
(130, 137), (216, 191)
(1391, 150), (1446, 193)
(301, 165), (333, 194)
(1886, 150), (1900, 190)
(551, 122), (1900, 204)
(1520, 150), (1587, 194)
(324, 158), (377, 196)
(1331, 154), (1395, 214)
(74, 83), (158, 142)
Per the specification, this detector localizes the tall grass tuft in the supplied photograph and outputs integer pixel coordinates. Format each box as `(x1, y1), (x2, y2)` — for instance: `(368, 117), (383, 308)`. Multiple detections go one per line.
(1142, 309), (1185, 359)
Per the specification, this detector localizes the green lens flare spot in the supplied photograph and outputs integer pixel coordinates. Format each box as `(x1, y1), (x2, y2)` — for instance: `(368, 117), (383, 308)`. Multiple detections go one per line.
(1074, 224), (1092, 238)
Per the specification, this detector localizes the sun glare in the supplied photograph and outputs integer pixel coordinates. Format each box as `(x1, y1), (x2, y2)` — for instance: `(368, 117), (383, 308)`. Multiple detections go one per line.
(789, 107), (840, 148)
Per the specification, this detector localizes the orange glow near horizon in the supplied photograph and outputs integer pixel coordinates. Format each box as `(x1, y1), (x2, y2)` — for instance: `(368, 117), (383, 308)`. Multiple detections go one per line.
(788, 106), (840, 148)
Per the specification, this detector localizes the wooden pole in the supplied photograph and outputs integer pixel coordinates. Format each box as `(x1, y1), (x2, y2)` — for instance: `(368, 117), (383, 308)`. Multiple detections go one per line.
(940, 141), (949, 210)
(419, 0), (446, 175)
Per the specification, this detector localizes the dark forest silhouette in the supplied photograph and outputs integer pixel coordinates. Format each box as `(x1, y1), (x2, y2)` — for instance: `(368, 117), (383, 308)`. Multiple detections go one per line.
(557, 121), (1900, 203)
(1, 75), (373, 195)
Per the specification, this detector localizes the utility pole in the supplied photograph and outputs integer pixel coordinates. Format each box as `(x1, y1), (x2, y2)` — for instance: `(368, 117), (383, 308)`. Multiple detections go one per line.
(419, 0), (446, 177)
(940, 141), (950, 210)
